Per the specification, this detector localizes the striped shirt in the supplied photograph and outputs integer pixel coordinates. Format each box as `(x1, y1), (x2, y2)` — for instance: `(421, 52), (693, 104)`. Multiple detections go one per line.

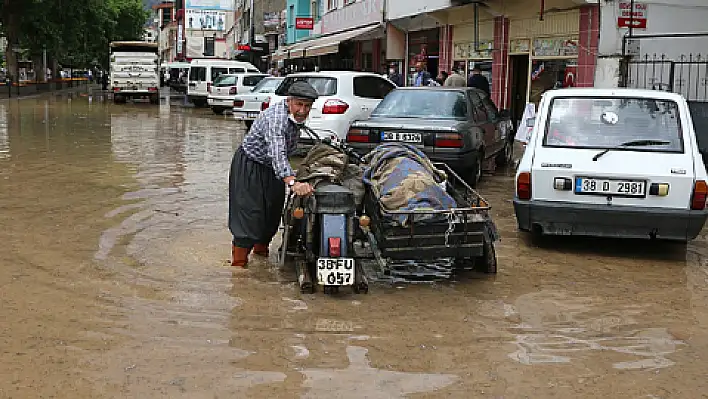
(240, 100), (299, 180)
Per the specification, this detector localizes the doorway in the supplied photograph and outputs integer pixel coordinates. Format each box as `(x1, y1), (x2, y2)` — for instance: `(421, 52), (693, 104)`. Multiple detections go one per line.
(509, 54), (530, 126)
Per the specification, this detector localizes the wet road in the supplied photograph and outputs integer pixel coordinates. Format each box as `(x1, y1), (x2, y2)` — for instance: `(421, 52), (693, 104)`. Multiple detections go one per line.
(1, 91), (708, 398)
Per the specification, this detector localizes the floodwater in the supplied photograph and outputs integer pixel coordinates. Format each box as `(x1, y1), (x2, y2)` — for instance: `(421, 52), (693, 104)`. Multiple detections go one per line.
(1, 91), (708, 398)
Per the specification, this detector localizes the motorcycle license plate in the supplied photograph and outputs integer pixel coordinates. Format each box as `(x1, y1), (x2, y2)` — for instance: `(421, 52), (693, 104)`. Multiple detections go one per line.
(317, 258), (355, 286)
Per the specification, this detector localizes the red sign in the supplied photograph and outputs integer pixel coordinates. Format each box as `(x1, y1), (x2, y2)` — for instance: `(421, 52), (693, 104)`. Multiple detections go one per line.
(295, 17), (314, 30)
(618, 2), (648, 29)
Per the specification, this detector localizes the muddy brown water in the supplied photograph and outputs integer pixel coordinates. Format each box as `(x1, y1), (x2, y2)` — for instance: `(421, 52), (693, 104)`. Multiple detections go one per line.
(1, 92), (707, 398)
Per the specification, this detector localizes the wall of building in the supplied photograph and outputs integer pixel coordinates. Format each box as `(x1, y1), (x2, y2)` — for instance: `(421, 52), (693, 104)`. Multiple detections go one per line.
(386, 0), (452, 21)
(595, 0), (708, 89)
(285, 0), (314, 43)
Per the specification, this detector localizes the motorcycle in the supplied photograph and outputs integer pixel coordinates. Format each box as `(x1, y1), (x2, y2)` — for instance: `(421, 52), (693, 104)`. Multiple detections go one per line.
(278, 127), (369, 295)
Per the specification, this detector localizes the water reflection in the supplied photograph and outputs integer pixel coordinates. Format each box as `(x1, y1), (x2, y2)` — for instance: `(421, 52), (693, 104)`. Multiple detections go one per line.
(507, 291), (683, 369)
(301, 346), (458, 398)
(0, 103), (7, 159)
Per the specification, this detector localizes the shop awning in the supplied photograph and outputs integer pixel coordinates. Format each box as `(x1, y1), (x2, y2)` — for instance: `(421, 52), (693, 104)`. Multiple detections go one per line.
(304, 24), (380, 58)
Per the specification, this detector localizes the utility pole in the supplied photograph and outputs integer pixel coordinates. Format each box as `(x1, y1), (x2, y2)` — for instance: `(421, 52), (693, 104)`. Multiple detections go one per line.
(249, 0), (255, 65)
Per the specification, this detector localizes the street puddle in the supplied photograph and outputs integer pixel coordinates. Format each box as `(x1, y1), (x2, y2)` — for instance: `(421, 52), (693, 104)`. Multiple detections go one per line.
(300, 345), (459, 398)
(506, 291), (683, 369)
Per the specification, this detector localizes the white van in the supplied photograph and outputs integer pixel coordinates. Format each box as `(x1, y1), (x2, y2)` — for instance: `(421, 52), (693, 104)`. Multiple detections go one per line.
(187, 59), (260, 107)
(514, 88), (708, 242)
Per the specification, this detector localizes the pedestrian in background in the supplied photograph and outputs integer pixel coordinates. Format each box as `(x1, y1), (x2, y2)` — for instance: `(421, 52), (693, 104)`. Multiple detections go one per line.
(444, 67), (467, 87)
(387, 64), (404, 86)
(467, 66), (490, 95)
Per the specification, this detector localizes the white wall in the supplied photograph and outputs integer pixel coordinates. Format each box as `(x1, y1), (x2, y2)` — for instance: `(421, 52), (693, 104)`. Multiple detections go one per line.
(599, 0), (708, 59)
(386, 0), (452, 21)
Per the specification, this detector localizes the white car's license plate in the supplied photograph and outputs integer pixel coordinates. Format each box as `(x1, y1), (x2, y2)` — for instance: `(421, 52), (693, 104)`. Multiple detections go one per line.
(316, 257), (355, 286)
(247, 112), (259, 119)
(381, 131), (422, 143)
(575, 177), (646, 197)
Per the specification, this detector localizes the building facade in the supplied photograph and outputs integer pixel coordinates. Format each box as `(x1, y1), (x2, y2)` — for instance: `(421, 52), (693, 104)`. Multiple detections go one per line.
(595, 0), (708, 103)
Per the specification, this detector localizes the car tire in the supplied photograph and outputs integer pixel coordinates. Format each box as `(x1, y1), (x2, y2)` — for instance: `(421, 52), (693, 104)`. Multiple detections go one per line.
(244, 120), (253, 131)
(474, 240), (497, 274)
(212, 107), (225, 115)
(496, 139), (513, 166)
(467, 151), (484, 188)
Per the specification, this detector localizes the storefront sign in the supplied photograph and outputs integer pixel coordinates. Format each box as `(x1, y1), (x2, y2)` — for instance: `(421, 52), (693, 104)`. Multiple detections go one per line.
(295, 17), (314, 30)
(618, 2), (648, 29)
(533, 38), (578, 57)
(177, 24), (184, 55)
(321, 0), (383, 34)
(263, 12), (280, 28)
(510, 39), (530, 54)
(454, 40), (493, 60)
(185, 0), (234, 11)
(186, 9), (227, 31)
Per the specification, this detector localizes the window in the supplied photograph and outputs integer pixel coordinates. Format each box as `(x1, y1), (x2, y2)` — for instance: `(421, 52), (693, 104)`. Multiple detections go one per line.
(243, 75), (267, 86)
(203, 37), (215, 56)
(189, 66), (206, 82)
(542, 97), (683, 152)
(468, 91), (489, 123)
(229, 67), (246, 74)
(327, 0), (338, 11)
(372, 90), (468, 120)
(276, 76), (337, 96)
(353, 76), (395, 99)
(311, 0), (319, 21)
(480, 93), (499, 121)
(253, 78), (284, 93)
(214, 75), (237, 86)
(288, 5), (294, 26)
(211, 67), (228, 81)
(247, 68), (260, 73)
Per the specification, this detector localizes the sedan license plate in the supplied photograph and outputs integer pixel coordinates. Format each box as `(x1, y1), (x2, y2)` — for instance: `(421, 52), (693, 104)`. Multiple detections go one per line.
(575, 177), (646, 197)
(381, 131), (422, 143)
(317, 258), (355, 286)
(246, 112), (259, 119)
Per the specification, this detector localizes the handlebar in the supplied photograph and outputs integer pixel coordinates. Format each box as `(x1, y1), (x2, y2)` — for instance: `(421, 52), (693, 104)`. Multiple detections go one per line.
(299, 125), (364, 165)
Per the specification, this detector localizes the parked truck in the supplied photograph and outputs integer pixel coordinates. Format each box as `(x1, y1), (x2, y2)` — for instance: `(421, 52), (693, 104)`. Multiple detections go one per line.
(109, 41), (160, 104)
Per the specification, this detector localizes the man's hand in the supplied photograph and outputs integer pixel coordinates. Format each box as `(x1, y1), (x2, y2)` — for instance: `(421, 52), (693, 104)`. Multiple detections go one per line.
(293, 182), (314, 197)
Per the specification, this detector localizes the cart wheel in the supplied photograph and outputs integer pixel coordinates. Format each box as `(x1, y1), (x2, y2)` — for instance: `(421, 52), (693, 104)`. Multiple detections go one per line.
(475, 240), (497, 274)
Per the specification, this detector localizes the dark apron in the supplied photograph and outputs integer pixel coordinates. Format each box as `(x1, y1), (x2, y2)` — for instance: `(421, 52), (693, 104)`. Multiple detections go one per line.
(229, 147), (286, 248)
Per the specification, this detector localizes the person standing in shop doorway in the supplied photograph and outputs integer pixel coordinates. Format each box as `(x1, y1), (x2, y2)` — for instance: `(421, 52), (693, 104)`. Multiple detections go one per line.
(414, 62), (431, 87)
(387, 64), (403, 86)
(467, 65), (490, 95)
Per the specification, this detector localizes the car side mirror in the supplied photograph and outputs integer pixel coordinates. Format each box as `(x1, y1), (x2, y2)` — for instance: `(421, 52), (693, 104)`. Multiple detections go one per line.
(526, 118), (536, 128)
(499, 109), (511, 120)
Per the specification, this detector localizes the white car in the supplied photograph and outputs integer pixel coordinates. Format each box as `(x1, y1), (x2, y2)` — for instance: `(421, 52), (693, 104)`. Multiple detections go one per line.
(266, 71), (396, 143)
(514, 88), (708, 242)
(207, 73), (267, 115)
(232, 77), (284, 129)
(187, 59), (260, 107)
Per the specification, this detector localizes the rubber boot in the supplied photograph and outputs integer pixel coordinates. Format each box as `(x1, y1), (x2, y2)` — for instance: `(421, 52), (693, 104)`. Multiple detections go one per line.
(252, 243), (269, 257)
(232, 245), (250, 268)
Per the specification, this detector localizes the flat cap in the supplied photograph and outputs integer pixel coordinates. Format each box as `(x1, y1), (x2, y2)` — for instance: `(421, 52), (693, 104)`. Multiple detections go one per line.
(287, 81), (318, 101)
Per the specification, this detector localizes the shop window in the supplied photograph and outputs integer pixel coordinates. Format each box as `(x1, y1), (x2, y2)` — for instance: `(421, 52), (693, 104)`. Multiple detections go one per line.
(353, 76), (395, 99)
(529, 60), (577, 106)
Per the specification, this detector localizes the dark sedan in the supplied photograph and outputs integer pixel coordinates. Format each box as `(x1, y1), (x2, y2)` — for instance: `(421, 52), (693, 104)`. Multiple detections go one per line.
(346, 87), (513, 186)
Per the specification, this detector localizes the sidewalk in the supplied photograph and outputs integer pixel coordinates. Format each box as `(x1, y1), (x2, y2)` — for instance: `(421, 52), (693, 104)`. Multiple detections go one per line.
(0, 80), (92, 100)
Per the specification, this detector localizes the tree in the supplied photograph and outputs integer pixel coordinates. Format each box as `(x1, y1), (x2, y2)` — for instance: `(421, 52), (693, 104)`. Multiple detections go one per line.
(1, 0), (148, 79)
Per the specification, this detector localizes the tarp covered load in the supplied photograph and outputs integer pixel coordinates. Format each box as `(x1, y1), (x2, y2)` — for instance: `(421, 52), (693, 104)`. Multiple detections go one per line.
(362, 143), (457, 226)
(295, 143), (365, 205)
